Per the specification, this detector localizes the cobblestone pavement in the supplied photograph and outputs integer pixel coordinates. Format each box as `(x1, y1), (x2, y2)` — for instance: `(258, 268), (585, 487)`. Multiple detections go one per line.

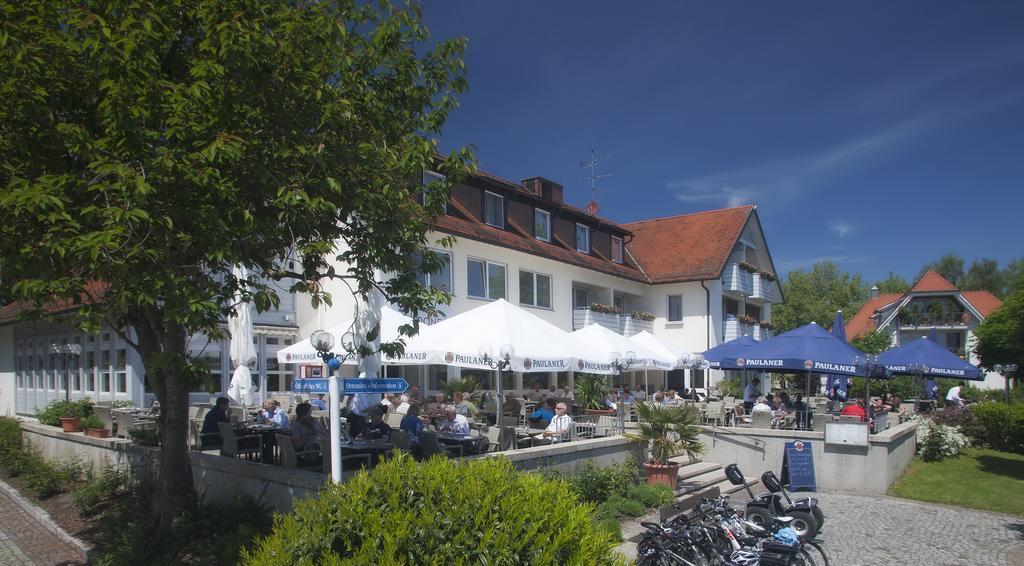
(0, 483), (86, 565)
(811, 492), (1024, 566)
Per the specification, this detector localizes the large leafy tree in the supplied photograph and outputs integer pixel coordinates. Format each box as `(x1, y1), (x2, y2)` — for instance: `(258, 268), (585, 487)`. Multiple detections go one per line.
(973, 273), (1024, 385)
(963, 258), (1007, 298)
(873, 271), (910, 295)
(0, 0), (471, 533)
(772, 262), (868, 332)
(918, 252), (965, 288)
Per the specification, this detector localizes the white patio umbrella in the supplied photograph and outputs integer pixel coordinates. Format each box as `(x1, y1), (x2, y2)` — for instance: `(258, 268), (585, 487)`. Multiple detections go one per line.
(276, 304), (430, 365)
(629, 330), (694, 394)
(402, 299), (615, 420)
(573, 324), (675, 395)
(226, 266), (256, 407)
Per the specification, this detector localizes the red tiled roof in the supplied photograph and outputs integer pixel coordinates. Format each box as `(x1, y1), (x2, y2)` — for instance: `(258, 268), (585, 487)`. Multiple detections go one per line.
(432, 215), (648, 282)
(910, 270), (958, 292)
(845, 293), (903, 338)
(961, 290), (1002, 318)
(622, 206), (755, 283)
(0, 281), (107, 326)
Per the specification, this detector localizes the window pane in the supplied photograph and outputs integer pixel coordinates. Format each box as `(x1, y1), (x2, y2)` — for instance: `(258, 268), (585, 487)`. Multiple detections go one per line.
(434, 252), (452, 293)
(485, 192), (504, 227)
(488, 263), (506, 300)
(573, 288), (588, 309)
(669, 296), (683, 321)
(537, 274), (551, 308)
(535, 210), (550, 241)
(519, 271), (535, 306)
(468, 259), (486, 297)
(576, 224), (589, 252)
(612, 237), (623, 263)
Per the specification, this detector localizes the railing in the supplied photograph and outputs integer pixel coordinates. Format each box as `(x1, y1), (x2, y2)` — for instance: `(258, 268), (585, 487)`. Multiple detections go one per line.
(572, 308), (654, 336)
(722, 263), (754, 296)
(751, 273), (781, 303)
(899, 313), (968, 327)
(723, 318), (753, 342)
(753, 325), (774, 341)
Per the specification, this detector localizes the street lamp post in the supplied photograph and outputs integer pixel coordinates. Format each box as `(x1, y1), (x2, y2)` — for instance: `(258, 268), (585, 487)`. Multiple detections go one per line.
(310, 329), (355, 483)
(50, 344), (82, 406)
(854, 354), (881, 427)
(610, 351), (635, 434)
(905, 363), (926, 404)
(478, 344), (514, 430)
(680, 353), (705, 398)
(994, 364), (1018, 404)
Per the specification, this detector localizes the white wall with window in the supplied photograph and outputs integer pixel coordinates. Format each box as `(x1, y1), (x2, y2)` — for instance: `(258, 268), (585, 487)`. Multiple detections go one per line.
(467, 257), (506, 301)
(519, 269), (552, 309)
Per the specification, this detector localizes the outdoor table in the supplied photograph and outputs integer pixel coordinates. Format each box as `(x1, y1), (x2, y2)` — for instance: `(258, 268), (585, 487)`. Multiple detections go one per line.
(341, 440), (394, 466)
(437, 433), (488, 454)
(245, 424), (287, 464)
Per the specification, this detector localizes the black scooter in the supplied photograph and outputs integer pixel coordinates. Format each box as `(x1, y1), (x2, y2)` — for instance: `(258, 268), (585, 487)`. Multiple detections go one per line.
(724, 464), (823, 540)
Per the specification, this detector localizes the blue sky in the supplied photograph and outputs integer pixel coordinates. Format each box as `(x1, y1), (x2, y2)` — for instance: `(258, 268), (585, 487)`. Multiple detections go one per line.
(422, 1), (1024, 284)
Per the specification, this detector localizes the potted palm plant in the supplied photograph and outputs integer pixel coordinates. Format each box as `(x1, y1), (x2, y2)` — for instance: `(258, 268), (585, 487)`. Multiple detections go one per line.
(626, 402), (705, 489)
(574, 373), (614, 415)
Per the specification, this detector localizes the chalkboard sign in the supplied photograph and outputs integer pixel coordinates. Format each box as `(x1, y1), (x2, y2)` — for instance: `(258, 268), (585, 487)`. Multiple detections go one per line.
(780, 441), (816, 492)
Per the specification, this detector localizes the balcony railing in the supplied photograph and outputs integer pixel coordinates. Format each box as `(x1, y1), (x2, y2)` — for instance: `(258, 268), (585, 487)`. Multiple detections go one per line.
(751, 273), (781, 303)
(722, 263), (754, 296)
(753, 325), (775, 341)
(723, 318), (754, 342)
(899, 313), (969, 327)
(572, 308), (654, 336)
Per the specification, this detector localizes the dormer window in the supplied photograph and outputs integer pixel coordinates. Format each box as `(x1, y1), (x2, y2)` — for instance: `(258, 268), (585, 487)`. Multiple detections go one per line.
(484, 191), (504, 228)
(611, 236), (624, 264)
(534, 209), (551, 242)
(421, 170), (448, 213)
(576, 223), (590, 254)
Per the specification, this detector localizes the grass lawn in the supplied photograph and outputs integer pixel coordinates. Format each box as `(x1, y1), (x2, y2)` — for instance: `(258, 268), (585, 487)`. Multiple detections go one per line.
(891, 447), (1024, 516)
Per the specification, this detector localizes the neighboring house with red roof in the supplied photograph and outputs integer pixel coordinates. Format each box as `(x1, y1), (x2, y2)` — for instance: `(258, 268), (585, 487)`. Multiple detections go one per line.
(2, 166), (784, 415)
(846, 270), (1004, 388)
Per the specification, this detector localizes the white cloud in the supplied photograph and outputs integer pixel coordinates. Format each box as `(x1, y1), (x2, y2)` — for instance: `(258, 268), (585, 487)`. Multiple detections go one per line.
(829, 220), (852, 238)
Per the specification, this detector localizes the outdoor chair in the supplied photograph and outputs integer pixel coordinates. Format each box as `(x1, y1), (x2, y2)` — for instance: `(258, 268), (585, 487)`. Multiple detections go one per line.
(217, 422), (261, 460)
(418, 430), (463, 460)
(838, 415), (864, 423)
(751, 411), (772, 429)
(115, 411), (157, 439)
(704, 402), (724, 426)
(501, 416), (519, 428)
(384, 412), (404, 428)
(388, 429), (411, 453)
(482, 426), (502, 452)
(277, 434), (322, 470)
(594, 414), (616, 437)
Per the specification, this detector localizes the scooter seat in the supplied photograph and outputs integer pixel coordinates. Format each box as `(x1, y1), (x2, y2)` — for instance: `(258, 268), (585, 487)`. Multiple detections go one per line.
(775, 516), (794, 522)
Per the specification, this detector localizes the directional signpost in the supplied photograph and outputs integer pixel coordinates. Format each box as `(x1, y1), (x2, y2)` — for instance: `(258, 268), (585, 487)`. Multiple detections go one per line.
(342, 378), (409, 394)
(293, 379), (330, 394)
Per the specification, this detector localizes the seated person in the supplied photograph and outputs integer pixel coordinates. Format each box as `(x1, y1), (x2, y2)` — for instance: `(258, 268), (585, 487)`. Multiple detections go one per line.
(779, 392), (791, 410)
(400, 403), (426, 446)
(290, 402), (326, 464)
(361, 408), (392, 440)
(751, 396), (773, 415)
(653, 391), (665, 405)
(546, 385), (559, 399)
(527, 383), (544, 403)
(438, 406), (470, 436)
(258, 399), (290, 428)
(309, 393), (327, 411)
(527, 398), (557, 427)
(558, 386), (575, 401)
(732, 403), (747, 425)
(452, 391), (478, 418)
(871, 397), (888, 414)
(791, 394), (809, 428)
(502, 393), (521, 417)
(664, 390), (680, 406)
(840, 399), (867, 422)
(620, 388), (635, 405)
(532, 402), (573, 446)
(200, 396), (231, 447)
(426, 392), (446, 411)
(600, 394), (617, 411)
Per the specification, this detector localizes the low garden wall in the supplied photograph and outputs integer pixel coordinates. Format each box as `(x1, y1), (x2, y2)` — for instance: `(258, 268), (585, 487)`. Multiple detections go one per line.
(18, 420), (639, 514)
(698, 420), (918, 494)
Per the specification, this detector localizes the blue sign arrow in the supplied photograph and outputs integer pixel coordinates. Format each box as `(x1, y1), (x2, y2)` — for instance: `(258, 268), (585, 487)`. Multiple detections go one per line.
(293, 378), (330, 394)
(342, 378), (409, 394)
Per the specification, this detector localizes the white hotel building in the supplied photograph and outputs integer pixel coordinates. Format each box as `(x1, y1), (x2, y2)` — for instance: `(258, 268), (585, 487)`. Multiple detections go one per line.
(0, 169), (784, 415)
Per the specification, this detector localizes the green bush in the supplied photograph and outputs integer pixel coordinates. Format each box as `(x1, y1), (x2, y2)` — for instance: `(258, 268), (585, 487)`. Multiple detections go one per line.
(605, 494), (646, 517)
(567, 460), (641, 504)
(0, 417), (22, 459)
(970, 402), (1024, 454)
(35, 399), (93, 426)
(627, 483), (674, 508)
(72, 464), (128, 514)
(22, 457), (82, 498)
(243, 454), (618, 564)
(80, 414), (105, 430)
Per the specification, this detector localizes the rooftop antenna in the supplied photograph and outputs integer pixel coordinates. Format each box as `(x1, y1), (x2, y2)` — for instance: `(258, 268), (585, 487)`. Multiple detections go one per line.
(580, 129), (613, 215)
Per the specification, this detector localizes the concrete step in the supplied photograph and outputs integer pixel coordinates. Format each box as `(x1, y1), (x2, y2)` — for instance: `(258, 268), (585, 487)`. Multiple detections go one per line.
(675, 469), (727, 495)
(676, 461), (721, 482)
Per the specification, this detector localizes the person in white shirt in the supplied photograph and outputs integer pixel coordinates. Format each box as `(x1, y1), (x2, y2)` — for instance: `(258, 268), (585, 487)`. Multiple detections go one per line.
(439, 406), (470, 436)
(559, 386), (575, 401)
(620, 388), (636, 405)
(945, 382), (966, 408)
(743, 378), (761, 411)
(258, 399), (290, 428)
(533, 402), (573, 445)
(309, 393), (327, 411)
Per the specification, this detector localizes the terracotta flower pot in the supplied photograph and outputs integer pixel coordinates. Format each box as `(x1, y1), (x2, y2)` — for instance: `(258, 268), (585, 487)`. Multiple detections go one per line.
(644, 461), (681, 489)
(84, 428), (109, 439)
(584, 408), (616, 416)
(60, 417), (82, 433)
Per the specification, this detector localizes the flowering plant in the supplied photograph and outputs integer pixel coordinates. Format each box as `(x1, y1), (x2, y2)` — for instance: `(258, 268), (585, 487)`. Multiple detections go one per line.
(588, 303), (622, 315)
(759, 270), (777, 282)
(916, 419), (970, 461)
(738, 260), (759, 273)
(738, 314), (759, 326)
(759, 320), (776, 330)
(630, 311), (655, 321)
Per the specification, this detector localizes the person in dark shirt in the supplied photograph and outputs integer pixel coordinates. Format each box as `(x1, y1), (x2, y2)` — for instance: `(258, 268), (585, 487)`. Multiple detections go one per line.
(200, 397), (231, 448)
(362, 408), (392, 440)
(400, 403), (426, 458)
(791, 394), (809, 429)
(528, 398), (556, 427)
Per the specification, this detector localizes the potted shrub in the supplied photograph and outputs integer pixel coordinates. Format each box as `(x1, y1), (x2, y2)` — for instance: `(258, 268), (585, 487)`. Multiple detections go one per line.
(575, 373), (614, 415)
(129, 428), (160, 446)
(626, 402), (705, 489)
(59, 400), (91, 433)
(80, 414), (108, 438)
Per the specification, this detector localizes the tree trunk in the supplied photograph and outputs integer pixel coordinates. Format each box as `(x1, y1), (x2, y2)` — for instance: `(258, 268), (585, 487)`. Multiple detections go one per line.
(133, 311), (197, 534)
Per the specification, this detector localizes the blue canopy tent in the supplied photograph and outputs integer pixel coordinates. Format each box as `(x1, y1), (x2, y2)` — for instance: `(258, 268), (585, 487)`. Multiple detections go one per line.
(879, 336), (982, 401)
(702, 334), (760, 404)
(721, 322), (885, 405)
(825, 311), (851, 401)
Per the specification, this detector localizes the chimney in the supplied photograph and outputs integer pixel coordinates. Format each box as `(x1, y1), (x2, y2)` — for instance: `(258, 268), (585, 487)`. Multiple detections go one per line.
(870, 284), (880, 299)
(521, 176), (564, 205)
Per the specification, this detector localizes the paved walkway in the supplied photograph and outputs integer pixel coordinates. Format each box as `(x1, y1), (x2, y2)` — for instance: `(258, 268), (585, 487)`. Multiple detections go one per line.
(814, 492), (1024, 566)
(0, 481), (87, 565)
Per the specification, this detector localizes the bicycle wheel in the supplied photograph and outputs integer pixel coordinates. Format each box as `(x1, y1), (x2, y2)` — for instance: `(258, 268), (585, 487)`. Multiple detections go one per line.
(802, 540), (830, 566)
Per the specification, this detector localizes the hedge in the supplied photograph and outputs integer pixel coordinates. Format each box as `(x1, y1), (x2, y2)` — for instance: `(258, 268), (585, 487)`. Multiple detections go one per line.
(969, 402), (1024, 454)
(243, 454), (620, 565)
